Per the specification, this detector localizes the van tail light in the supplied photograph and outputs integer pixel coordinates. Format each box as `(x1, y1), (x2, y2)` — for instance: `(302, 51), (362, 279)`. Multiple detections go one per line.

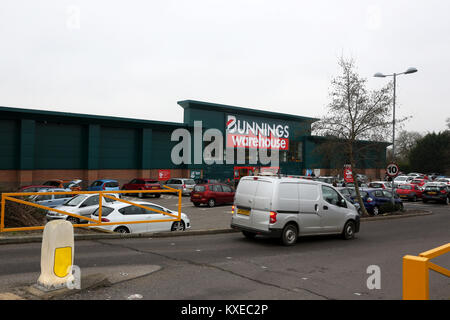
(183, 184), (186, 189)
(270, 211), (277, 224)
(367, 197), (373, 203)
(101, 218), (110, 222)
(441, 190), (447, 194)
(231, 205), (235, 215)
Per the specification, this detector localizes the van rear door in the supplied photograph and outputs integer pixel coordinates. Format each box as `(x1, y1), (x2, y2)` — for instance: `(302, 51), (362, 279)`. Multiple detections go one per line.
(233, 178), (258, 228)
(250, 179), (274, 231)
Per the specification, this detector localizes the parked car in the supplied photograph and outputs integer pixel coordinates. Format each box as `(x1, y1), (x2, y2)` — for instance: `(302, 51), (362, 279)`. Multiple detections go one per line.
(410, 178), (428, 188)
(122, 179), (162, 198)
(344, 182), (368, 188)
(428, 173), (441, 181)
(315, 176), (336, 185)
(230, 176), (360, 246)
(422, 183), (450, 205)
(395, 184), (423, 202)
(194, 178), (221, 185)
(435, 178), (450, 185)
(164, 178), (196, 196)
(90, 201), (191, 234)
(336, 187), (361, 215)
(18, 185), (52, 193)
(87, 179), (120, 191)
(356, 174), (368, 183)
(43, 179), (83, 191)
(393, 175), (413, 187)
(29, 188), (74, 208)
(368, 181), (393, 189)
(351, 188), (403, 216)
(190, 183), (235, 207)
(46, 193), (121, 224)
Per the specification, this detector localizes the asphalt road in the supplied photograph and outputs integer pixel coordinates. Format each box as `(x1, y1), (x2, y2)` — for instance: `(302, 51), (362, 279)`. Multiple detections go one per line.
(0, 198), (448, 300)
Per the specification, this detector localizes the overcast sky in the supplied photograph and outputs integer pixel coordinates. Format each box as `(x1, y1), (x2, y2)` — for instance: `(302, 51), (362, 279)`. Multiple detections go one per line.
(1, 0), (449, 134)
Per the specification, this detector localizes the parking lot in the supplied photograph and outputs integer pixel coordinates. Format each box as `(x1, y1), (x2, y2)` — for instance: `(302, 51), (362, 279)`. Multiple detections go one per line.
(0, 199), (448, 300)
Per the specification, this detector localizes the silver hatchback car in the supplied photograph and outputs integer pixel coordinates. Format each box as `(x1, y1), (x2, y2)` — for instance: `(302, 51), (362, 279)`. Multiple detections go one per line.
(231, 176), (360, 246)
(164, 178), (196, 196)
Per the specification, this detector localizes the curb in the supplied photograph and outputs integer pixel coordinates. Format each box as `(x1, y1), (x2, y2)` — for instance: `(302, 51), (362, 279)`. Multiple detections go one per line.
(0, 228), (240, 245)
(0, 210), (432, 245)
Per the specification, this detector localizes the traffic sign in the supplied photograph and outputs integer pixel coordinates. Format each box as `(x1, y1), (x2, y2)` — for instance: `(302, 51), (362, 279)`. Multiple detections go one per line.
(386, 163), (400, 177)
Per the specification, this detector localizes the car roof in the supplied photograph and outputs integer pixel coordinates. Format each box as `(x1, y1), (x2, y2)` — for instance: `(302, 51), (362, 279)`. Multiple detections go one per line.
(96, 179), (117, 182)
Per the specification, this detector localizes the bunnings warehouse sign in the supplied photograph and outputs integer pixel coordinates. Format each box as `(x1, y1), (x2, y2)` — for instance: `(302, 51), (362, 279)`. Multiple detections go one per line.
(226, 115), (290, 150)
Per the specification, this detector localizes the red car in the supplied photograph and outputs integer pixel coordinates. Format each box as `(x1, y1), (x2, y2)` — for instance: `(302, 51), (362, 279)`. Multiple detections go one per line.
(396, 183), (423, 201)
(190, 183), (235, 207)
(121, 179), (162, 198)
(18, 185), (52, 193)
(410, 178), (428, 187)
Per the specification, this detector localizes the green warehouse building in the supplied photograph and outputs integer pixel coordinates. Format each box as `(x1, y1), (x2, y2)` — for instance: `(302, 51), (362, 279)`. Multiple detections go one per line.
(0, 100), (388, 190)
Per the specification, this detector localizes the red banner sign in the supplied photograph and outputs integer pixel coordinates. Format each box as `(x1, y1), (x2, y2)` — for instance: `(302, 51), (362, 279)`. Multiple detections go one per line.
(158, 169), (171, 181)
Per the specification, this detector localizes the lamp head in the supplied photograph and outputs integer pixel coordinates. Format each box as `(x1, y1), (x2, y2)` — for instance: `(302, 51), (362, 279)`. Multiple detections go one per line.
(374, 72), (386, 78)
(404, 67), (418, 74)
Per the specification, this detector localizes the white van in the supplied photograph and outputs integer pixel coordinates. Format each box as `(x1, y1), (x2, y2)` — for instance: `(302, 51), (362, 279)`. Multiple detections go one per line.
(230, 176), (360, 246)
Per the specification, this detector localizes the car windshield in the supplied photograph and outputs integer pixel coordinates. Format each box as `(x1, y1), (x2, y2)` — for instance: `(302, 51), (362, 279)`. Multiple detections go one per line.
(194, 185), (206, 192)
(64, 195), (88, 206)
(395, 177), (407, 181)
(145, 180), (158, 184)
(185, 179), (195, 185)
(398, 185), (412, 190)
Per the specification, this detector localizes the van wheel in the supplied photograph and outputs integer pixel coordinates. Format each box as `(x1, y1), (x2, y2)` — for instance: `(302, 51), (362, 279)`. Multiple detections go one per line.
(281, 224), (298, 246)
(208, 199), (216, 207)
(242, 231), (256, 239)
(342, 221), (355, 240)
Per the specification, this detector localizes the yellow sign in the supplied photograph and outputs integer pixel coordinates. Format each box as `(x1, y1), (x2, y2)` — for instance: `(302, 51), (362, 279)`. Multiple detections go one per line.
(54, 247), (72, 278)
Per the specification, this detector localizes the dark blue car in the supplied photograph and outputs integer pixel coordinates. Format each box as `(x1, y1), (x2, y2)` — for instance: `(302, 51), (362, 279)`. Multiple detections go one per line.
(87, 179), (120, 191)
(351, 188), (403, 216)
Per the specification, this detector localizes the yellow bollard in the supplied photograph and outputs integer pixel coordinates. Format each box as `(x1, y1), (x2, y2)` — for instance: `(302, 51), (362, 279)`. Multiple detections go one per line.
(36, 220), (75, 291)
(402, 255), (429, 300)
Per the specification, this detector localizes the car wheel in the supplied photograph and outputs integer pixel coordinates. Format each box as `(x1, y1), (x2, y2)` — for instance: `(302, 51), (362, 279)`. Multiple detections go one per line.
(171, 220), (185, 231)
(281, 224), (298, 246)
(138, 192), (144, 199)
(208, 198), (216, 208)
(412, 195), (417, 202)
(445, 197), (449, 205)
(114, 226), (130, 234)
(372, 206), (380, 216)
(342, 220), (355, 240)
(67, 216), (80, 224)
(242, 231), (256, 239)
(154, 194), (161, 198)
(422, 199), (428, 203)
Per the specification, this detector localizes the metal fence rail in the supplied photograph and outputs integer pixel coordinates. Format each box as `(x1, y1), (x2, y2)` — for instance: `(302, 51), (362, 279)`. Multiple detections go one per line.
(403, 243), (450, 300)
(0, 186), (182, 233)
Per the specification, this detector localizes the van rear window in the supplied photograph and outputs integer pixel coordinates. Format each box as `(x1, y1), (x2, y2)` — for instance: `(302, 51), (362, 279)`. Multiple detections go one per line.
(236, 180), (258, 196)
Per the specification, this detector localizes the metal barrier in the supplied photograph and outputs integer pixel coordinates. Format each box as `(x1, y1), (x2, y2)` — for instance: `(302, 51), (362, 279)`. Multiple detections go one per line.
(0, 186), (182, 233)
(403, 243), (450, 300)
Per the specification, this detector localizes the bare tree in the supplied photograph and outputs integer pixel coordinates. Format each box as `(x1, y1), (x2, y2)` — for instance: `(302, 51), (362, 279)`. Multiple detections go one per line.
(313, 57), (401, 216)
(394, 130), (423, 162)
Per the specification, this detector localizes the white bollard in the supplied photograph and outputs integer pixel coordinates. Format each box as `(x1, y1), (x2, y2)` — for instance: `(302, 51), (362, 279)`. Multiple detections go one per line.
(36, 220), (75, 291)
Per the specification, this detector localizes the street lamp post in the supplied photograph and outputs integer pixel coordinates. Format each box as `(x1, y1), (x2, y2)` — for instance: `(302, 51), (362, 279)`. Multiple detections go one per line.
(374, 67), (418, 205)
